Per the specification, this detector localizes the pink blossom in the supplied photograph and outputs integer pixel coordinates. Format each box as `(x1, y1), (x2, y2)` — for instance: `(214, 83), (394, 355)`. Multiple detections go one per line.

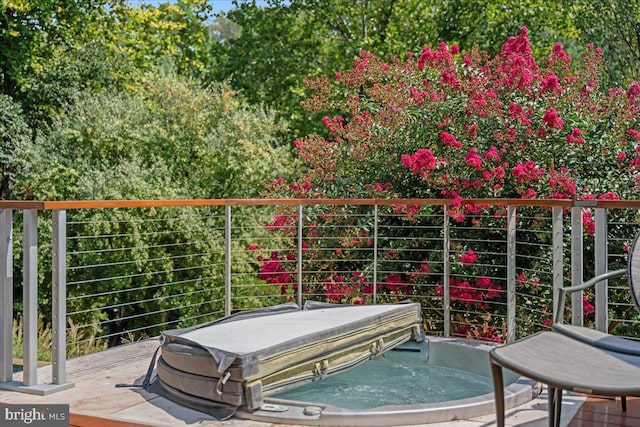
(547, 42), (572, 67)
(465, 148), (483, 171)
(321, 115), (345, 134)
(583, 296), (595, 315)
(541, 73), (562, 94)
(566, 128), (585, 145)
(266, 215), (295, 232)
(466, 123), (478, 138)
(548, 168), (577, 199)
(492, 166), (506, 179)
(258, 252), (292, 294)
(627, 81), (640, 101)
(384, 274), (409, 294)
(628, 129), (640, 140)
(512, 160), (545, 184)
(508, 102), (531, 126)
(441, 69), (461, 89)
(483, 145), (501, 162)
(597, 191), (619, 200)
(542, 108), (564, 130)
(417, 43), (454, 70)
(460, 249), (478, 265)
(440, 131), (462, 148)
(582, 210), (595, 236)
(402, 148), (438, 176)
(495, 27), (539, 91)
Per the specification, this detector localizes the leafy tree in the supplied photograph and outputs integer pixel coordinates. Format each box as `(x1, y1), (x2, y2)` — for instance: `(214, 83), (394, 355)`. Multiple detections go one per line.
(18, 69), (294, 200)
(15, 70), (295, 343)
(1, 0), (214, 122)
(108, 1), (214, 79)
(571, 0), (640, 86)
(0, 1), (116, 111)
(0, 93), (31, 199)
(1, 0), (217, 197)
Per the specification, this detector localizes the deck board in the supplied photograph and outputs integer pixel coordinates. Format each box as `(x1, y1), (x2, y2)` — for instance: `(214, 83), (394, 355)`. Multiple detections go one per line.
(0, 339), (605, 427)
(70, 413), (157, 427)
(568, 396), (640, 427)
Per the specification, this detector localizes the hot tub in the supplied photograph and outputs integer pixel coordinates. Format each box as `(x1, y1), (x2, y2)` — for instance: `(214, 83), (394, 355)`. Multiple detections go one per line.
(235, 337), (540, 426)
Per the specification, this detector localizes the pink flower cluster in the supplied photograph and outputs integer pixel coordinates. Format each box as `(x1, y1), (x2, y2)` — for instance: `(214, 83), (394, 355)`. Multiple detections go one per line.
(440, 131), (462, 148)
(257, 251), (293, 294)
(566, 128), (584, 145)
(323, 274), (373, 304)
(542, 108), (564, 130)
(401, 148), (438, 176)
(436, 276), (501, 310)
(512, 161), (545, 185)
(459, 249), (478, 265)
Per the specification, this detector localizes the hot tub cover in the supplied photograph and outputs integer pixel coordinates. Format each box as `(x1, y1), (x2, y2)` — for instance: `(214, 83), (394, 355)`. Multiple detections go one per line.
(152, 300), (423, 416)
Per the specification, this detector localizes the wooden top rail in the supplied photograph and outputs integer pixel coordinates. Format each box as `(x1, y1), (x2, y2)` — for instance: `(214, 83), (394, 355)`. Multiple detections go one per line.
(1, 198), (639, 210)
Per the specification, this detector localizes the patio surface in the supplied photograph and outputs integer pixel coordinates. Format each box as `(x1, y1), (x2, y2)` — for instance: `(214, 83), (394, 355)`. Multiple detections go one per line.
(1, 338), (589, 426)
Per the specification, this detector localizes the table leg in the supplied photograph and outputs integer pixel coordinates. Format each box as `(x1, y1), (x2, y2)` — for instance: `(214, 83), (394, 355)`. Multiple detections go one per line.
(490, 359), (505, 427)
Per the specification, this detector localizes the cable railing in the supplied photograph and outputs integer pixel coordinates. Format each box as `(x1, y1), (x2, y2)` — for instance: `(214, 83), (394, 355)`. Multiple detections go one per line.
(1, 198), (640, 395)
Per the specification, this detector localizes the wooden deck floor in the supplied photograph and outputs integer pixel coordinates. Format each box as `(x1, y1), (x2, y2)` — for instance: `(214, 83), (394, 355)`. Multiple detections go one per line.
(568, 396), (640, 427)
(1, 338), (617, 427)
(65, 396), (640, 427)
(70, 413), (154, 427)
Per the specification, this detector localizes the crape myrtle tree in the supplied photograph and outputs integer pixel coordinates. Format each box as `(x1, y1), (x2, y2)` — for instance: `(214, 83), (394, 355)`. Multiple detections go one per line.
(213, 0), (582, 140)
(252, 28), (640, 341)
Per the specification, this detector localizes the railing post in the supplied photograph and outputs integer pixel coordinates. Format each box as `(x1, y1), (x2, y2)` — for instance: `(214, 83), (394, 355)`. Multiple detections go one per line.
(506, 205), (517, 343)
(225, 205), (232, 316)
(571, 206), (584, 326)
(297, 204), (303, 307)
(52, 210), (71, 389)
(594, 208), (608, 332)
(0, 209), (13, 384)
(23, 209), (38, 386)
(443, 205), (450, 337)
(1, 209), (73, 394)
(552, 206), (564, 324)
(373, 204), (378, 304)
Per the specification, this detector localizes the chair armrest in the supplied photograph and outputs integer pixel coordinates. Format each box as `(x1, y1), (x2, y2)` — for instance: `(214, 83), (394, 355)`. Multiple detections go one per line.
(553, 268), (626, 325)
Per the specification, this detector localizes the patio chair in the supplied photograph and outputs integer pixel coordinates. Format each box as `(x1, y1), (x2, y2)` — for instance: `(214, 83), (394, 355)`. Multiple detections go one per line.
(490, 231), (640, 427)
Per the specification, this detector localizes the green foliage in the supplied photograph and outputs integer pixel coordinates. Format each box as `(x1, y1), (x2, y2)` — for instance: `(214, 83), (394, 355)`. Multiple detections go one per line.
(108, 1), (214, 78)
(571, 1), (640, 87)
(12, 69), (295, 343)
(1, 0), (214, 126)
(0, 1), (116, 112)
(18, 70), (294, 200)
(0, 93), (31, 199)
(12, 316), (107, 362)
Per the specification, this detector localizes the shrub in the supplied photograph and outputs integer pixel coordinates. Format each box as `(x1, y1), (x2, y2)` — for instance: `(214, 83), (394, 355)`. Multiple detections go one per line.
(0, 94), (31, 199)
(253, 28), (640, 341)
(14, 71), (296, 346)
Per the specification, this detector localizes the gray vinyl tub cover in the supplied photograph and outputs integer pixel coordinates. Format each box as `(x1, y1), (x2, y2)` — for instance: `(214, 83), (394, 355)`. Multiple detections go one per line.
(156, 300), (424, 412)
